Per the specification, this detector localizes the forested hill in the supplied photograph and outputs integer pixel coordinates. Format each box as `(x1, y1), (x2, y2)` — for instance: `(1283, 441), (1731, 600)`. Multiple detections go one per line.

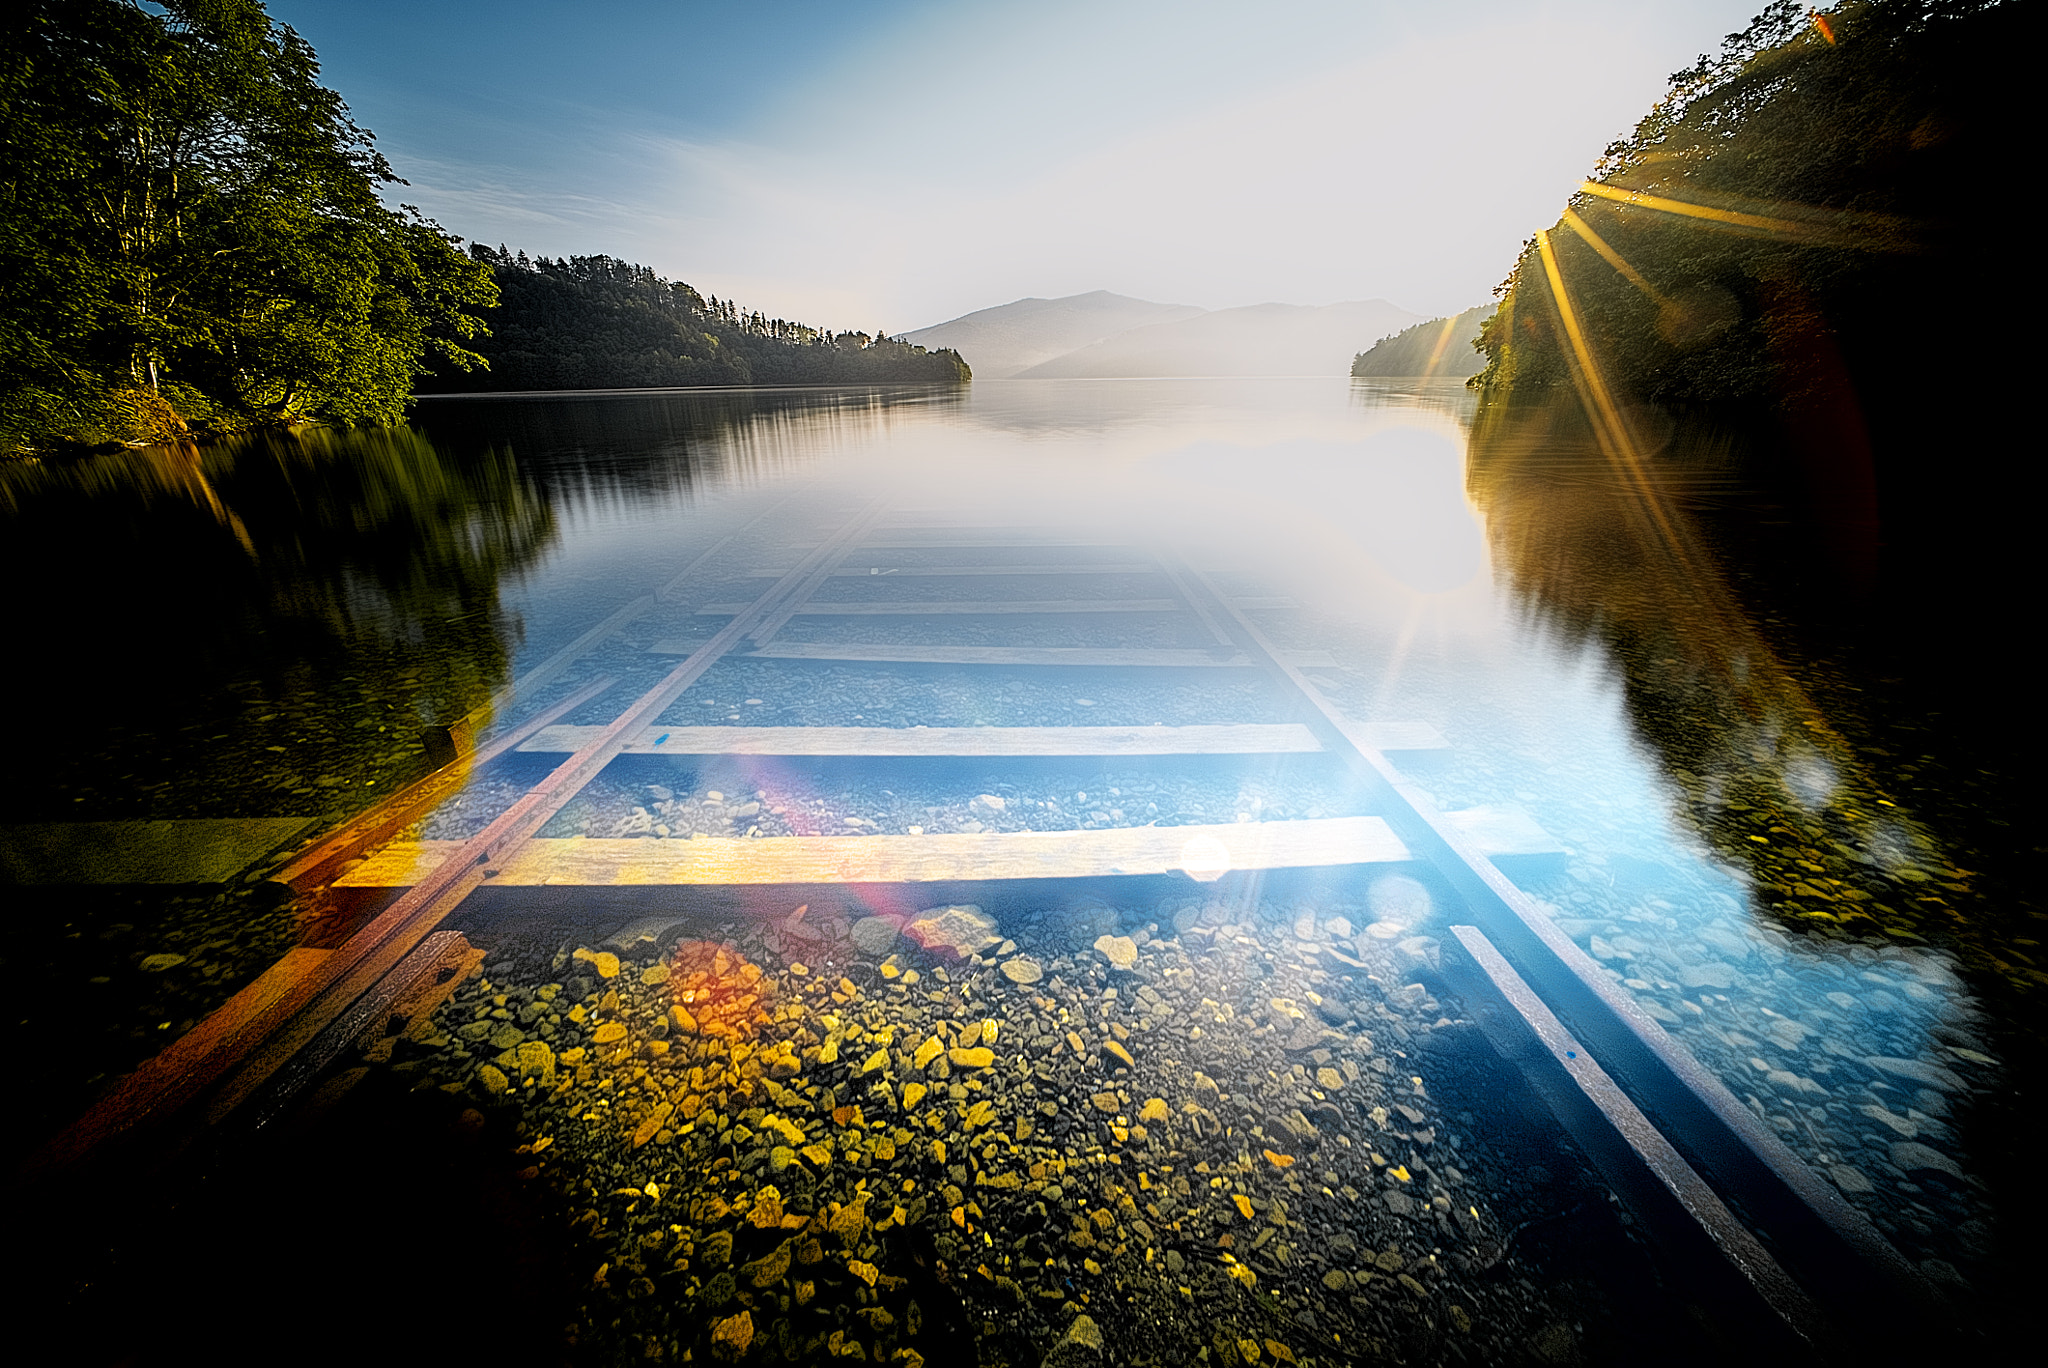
(417, 249), (970, 392)
(1350, 305), (1492, 378)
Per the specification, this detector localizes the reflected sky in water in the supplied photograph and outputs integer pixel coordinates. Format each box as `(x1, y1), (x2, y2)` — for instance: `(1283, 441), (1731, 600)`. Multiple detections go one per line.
(408, 379), (1995, 1279)
(6, 378), (1995, 1284)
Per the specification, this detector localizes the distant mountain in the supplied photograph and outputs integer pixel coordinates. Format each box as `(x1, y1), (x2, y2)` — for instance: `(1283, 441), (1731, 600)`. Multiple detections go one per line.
(900, 291), (1203, 379)
(1350, 304), (1494, 379)
(1013, 299), (1426, 378)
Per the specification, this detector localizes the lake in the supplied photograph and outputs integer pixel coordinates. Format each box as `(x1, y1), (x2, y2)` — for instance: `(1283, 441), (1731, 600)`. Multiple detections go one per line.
(0, 378), (2020, 1363)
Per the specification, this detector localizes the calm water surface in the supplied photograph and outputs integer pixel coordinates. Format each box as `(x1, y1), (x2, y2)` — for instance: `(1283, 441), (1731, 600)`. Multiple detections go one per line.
(2, 379), (2026, 1363)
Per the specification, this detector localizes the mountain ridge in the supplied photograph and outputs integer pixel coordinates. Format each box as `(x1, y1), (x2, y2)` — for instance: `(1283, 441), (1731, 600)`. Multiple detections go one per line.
(900, 291), (1203, 379)
(904, 292), (1425, 379)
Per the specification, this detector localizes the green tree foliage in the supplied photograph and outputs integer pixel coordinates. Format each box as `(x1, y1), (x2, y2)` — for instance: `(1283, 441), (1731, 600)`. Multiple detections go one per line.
(1473, 0), (2028, 410)
(1351, 305), (1493, 378)
(0, 0), (496, 451)
(419, 248), (971, 392)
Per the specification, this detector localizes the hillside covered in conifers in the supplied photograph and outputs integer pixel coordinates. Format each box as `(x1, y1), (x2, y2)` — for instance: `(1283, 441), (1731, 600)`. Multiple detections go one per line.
(1470, 0), (2030, 603)
(1350, 305), (1492, 379)
(416, 249), (970, 393)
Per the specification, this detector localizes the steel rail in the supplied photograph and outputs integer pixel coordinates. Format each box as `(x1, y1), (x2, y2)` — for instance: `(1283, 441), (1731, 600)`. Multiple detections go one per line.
(1163, 554), (1936, 1352)
(271, 500), (804, 898)
(27, 497), (888, 1173)
(268, 674), (617, 898)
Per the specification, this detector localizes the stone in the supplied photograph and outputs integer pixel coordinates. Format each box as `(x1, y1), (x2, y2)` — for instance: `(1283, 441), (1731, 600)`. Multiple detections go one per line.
(971, 794), (1007, 813)
(1322, 1269), (1352, 1292)
(1091, 1092), (1121, 1114)
(710, 1311), (753, 1355)
(1045, 1314), (1103, 1364)
(913, 1037), (944, 1070)
(1763, 1019), (1812, 1051)
(1138, 1098), (1169, 1123)
(1094, 935), (1139, 970)
(1067, 898), (1122, 948)
(488, 1024), (525, 1050)
(1316, 1067), (1343, 1090)
(902, 1082), (928, 1109)
(1001, 957), (1044, 984)
(592, 1021), (628, 1046)
(1325, 916), (1355, 939)
(1367, 873), (1432, 927)
(139, 953), (187, 972)
(746, 1238), (793, 1286)
(949, 1047), (995, 1069)
(1678, 962), (1738, 989)
(850, 916), (904, 956)
(905, 904), (1001, 958)
(1890, 1141), (1964, 1181)
(1828, 1164), (1874, 1193)
(1103, 1039), (1135, 1068)
(1395, 935), (1441, 973)
(514, 1040), (556, 1086)
(476, 1064), (509, 1094)
(1283, 1020), (1323, 1053)
(1699, 926), (1752, 961)
(1868, 1056), (1966, 1093)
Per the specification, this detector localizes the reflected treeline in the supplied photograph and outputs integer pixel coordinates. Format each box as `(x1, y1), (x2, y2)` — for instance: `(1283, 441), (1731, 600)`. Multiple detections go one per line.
(0, 426), (554, 818)
(1465, 393), (1974, 945)
(414, 386), (967, 510)
(1346, 376), (1478, 430)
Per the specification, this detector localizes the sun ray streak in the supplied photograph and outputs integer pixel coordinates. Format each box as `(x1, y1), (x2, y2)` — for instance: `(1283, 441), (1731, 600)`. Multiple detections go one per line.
(1576, 181), (1915, 252)
(1368, 598), (1423, 723)
(1533, 229), (1691, 560)
(1420, 314), (1463, 375)
(1559, 207), (1670, 309)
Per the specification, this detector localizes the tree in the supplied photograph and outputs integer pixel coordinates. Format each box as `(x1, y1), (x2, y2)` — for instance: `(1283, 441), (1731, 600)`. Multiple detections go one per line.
(0, 0), (495, 449)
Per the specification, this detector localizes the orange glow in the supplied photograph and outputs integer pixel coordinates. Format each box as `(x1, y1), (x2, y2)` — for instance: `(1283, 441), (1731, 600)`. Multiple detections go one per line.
(667, 940), (772, 1040)
(1811, 10), (1837, 45)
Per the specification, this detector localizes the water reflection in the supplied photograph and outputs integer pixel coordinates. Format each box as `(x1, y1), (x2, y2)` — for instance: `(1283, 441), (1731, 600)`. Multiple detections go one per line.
(415, 386), (970, 511)
(1463, 392), (1962, 943)
(1462, 389), (1995, 1289)
(0, 425), (553, 819)
(13, 379), (2020, 1355)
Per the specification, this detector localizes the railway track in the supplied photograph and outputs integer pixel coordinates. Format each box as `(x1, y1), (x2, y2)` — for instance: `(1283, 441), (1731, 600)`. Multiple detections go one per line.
(29, 493), (1934, 1359)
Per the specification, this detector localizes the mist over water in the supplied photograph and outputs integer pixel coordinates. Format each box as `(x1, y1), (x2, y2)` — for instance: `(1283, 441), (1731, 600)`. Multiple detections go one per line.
(9, 378), (2012, 1360)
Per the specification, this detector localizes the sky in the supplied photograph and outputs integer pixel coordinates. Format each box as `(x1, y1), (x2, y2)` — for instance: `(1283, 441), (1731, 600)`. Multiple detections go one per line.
(270, 0), (1765, 332)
